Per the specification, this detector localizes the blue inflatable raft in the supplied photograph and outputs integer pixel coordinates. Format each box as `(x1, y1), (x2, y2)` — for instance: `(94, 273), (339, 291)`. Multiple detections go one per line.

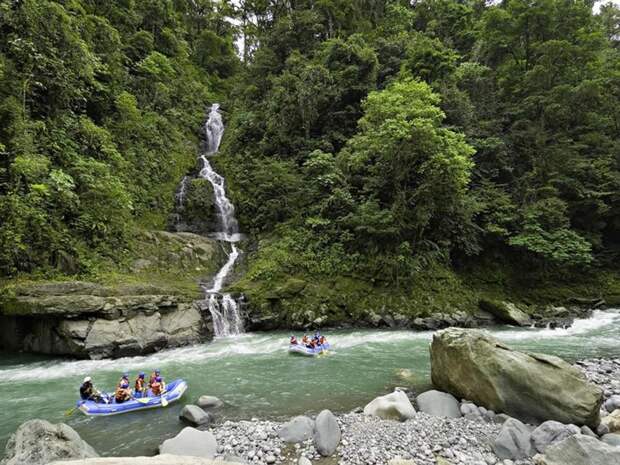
(76, 379), (187, 416)
(288, 343), (330, 356)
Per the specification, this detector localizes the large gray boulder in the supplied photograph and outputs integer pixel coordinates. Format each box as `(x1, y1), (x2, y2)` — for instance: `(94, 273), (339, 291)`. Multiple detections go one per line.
(430, 329), (603, 427)
(159, 427), (217, 458)
(50, 456), (239, 465)
(313, 410), (341, 456)
(415, 390), (461, 418)
(479, 299), (531, 326)
(533, 434), (620, 465)
(530, 421), (580, 453)
(493, 418), (534, 459)
(1, 419), (98, 465)
(364, 390), (416, 421)
(278, 416), (315, 443)
(180, 405), (211, 426)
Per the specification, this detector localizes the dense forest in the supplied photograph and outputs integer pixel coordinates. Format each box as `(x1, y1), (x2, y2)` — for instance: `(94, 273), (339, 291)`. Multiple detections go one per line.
(1, 0), (620, 315)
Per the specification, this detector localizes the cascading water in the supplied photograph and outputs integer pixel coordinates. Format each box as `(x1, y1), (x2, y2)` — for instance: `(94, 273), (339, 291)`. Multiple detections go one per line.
(200, 104), (244, 337)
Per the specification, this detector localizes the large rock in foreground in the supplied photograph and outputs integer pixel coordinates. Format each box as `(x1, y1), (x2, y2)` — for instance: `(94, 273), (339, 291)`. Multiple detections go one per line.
(364, 390), (416, 421)
(313, 410), (341, 456)
(278, 416), (315, 443)
(430, 328), (603, 427)
(415, 390), (461, 418)
(159, 427), (217, 458)
(533, 434), (620, 465)
(1, 419), (98, 465)
(50, 456), (240, 465)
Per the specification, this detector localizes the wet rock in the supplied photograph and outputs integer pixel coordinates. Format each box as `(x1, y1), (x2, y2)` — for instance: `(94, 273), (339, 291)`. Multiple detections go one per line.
(278, 416), (315, 443)
(479, 299), (531, 326)
(364, 390), (416, 421)
(313, 410), (340, 456)
(1, 419), (98, 465)
(493, 418), (534, 459)
(533, 434), (620, 465)
(159, 427), (217, 458)
(605, 395), (620, 413)
(180, 405), (211, 426)
(196, 395), (223, 409)
(530, 421), (580, 453)
(415, 390), (461, 418)
(431, 328), (603, 427)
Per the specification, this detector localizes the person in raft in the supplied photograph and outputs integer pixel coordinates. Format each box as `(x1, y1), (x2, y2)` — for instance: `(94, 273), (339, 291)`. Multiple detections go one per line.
(134, 372), (146, 398)
(150, 376), (166, 396)
(148, 369), (161, 389)
(290, 335), (298, 345)
(114, 373), (132, 403)
(79, 376), (105, 403)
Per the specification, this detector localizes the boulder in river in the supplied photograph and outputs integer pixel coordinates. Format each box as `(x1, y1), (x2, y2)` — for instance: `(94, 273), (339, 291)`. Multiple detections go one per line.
(493, 418), (534, 459)
(180, 405), (211, 426)
(530, 420), (581, 453)
(364, 390), (416, 421)
(313, 409), (340, 456)
(1, 419), (98, 465)
(415, 390), (461, 418)
(430, 328), (603, 427)
(159, 427), (217, 458)
(196, 395), (223, 409)
(50, 456), (240, 465)
(278, 416), (315, 443)
(479, 299), (531, 326)
(533, 434), (620, 465)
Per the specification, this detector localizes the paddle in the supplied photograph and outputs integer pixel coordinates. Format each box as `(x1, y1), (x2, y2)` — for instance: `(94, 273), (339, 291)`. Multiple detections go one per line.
(131, 395), (150, 404)
(64, 405), (79, 416)
(160, 390), (169, 407)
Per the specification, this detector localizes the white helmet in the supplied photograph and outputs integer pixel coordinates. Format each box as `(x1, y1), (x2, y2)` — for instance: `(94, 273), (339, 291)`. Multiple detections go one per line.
(83, 376), (92, 383)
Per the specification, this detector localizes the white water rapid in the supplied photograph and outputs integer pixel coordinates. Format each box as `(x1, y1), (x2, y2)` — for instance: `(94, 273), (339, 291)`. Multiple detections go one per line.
(200, 104), (243, 337)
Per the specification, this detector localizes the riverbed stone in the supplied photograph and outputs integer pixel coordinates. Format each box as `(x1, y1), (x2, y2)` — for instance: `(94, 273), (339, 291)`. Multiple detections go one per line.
(492, 418), (534, 459)
(278, 416), (315, 443)
(364, 390), (416, 421)
(601, 409), (620, 433)
(415, 390), (461, 418)
(533, 434), (620, 465)
(298, 458), (312, 465)
(196, 395), (223, 409)
(1, 419), (98, 465)
(50, 456), (240, 465)
(530, 421), (580, 453)
(179, 405), (211, 426)
(605, 395), (620, 413)
(601, 433), (620, 447)
(313, 410), (340, 456)
(430, 328), (603, 427)
(159, 427), (217, 458)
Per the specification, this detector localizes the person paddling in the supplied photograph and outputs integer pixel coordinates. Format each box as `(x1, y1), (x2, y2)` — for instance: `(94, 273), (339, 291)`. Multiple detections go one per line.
(150, 376), (166, 396)
(290, 335), (298, 345)
(79, 377), (104, 403)
(148, 369), (161, 389)
(134, 372), (146, 398)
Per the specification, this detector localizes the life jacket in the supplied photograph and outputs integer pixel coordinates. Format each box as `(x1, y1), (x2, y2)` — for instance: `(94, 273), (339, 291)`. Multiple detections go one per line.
(115, 386), (127, 403)
(151, 381), (162, 396)
(149, 373), (158, 386)
(135, 378), (144, 392)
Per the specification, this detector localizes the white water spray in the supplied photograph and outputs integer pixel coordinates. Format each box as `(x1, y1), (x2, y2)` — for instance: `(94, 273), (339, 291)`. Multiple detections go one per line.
(200, 104), (244, 337)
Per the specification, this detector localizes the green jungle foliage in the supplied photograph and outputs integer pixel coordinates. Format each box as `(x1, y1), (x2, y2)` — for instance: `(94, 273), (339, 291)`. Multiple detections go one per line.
(220, 0), (620, 294)
(0, 0), (237, 276)
(1, 0), (619, 305)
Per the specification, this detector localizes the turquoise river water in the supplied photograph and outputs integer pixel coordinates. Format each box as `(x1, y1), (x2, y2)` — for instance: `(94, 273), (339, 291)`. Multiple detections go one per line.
(1, 309), (619, 456)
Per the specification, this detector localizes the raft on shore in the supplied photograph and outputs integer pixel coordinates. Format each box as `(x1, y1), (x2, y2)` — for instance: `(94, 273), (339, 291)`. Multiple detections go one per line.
(77, 379), (187, 416)
(288, 343), (330, 357)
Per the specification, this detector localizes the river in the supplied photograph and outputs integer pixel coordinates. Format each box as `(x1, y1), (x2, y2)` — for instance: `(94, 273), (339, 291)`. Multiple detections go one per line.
(1, 309), (619, 456)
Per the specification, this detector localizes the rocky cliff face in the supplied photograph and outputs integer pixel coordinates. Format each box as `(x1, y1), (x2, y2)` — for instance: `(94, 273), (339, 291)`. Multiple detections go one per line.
(0, 281), (213, 359)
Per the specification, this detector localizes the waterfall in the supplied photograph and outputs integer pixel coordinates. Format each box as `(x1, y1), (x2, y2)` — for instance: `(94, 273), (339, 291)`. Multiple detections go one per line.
(200, 104), (244, 337)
